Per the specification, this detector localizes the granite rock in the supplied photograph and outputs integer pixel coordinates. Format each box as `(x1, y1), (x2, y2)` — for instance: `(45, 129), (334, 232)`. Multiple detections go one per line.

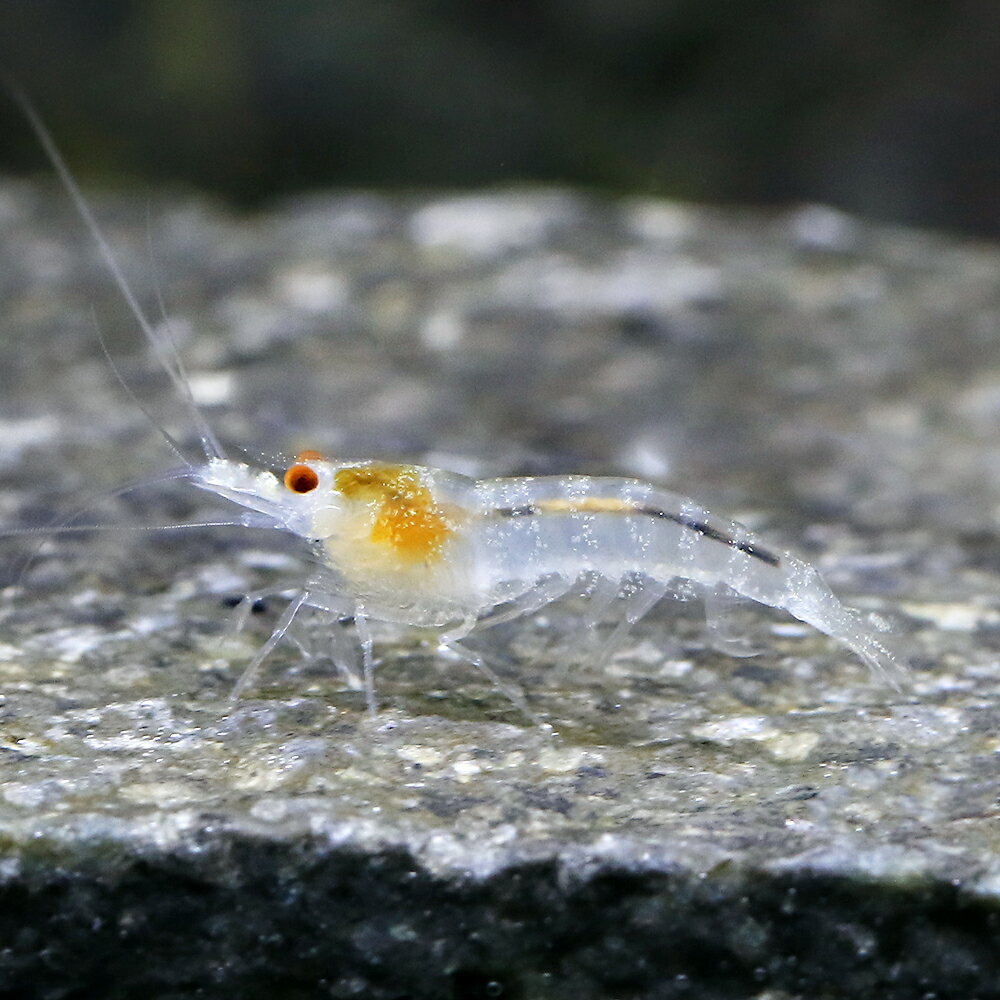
(0, 183), (998, 998)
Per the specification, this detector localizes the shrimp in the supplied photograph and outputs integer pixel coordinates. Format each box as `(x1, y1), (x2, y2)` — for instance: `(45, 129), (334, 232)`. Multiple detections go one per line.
(201, 457), (906, 710)
(11, 87), (907, 717)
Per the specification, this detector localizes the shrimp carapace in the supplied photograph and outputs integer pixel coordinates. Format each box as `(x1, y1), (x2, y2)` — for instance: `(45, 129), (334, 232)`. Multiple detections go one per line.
(334, 463), (454, 564)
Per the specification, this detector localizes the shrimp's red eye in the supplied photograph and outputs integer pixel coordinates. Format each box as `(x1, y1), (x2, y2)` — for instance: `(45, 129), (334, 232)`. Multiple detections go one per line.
(284, 464), (319, 493)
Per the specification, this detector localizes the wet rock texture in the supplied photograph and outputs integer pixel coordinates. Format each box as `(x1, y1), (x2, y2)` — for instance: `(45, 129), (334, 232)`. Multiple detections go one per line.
(1, 182), (999, 998)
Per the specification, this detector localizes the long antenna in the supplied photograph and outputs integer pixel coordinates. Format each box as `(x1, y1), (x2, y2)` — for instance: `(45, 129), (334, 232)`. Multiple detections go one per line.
(6, 82), (227, 463)
(0, 520), (254, 539)
(90, 308), (191, 466)
(10, 465), (194, 585)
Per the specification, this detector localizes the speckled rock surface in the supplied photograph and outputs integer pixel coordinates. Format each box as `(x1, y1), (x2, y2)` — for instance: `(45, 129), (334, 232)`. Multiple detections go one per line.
(0, 181), (999, 999)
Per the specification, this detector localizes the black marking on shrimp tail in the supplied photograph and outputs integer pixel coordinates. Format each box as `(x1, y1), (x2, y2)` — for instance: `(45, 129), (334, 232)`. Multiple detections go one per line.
(636, 506), (781, 567)
(494, 501), (781, 567)
(496, 505), (537, 518)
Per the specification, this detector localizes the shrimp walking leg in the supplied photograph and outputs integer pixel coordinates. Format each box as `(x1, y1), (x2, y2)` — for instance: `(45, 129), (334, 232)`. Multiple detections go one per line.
(579, 572), (625, 632)
(593, 576), (670, 666)
(354, 605), (378, 716)
(440, 634), (545, 726)
(224, 587), (297, 642)
(704, 586), (768, 657)
(229, 591), (309, 702)
(328, 616), (364, 689)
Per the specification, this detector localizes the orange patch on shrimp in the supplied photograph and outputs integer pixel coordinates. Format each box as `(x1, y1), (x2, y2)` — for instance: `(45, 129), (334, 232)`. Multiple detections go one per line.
(371, 498), (452, 560)
(335, 463), (452, 562)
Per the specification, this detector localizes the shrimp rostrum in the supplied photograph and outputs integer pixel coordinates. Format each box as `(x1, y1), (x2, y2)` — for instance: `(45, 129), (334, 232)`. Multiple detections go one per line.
(13, 86), (906, 717)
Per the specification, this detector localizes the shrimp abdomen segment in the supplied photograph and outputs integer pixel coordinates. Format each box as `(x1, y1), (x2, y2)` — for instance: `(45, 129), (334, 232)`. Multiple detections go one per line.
(474, 475), (783, 594)
(472, 475), (904, 683)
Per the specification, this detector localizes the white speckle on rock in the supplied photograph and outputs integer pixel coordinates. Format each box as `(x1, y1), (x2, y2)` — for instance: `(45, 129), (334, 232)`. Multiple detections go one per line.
(37, 627), (111, 663)
(193, 563), (250, 595)
(614, 640), (672, 667)
(621, 435), (673, 481)
(624, 199), (695, 246)
(657, 658), (695, 678)
(765, 731), (821, 762)
(691, 715), (780, 743)
(128, 612), (181, 636)
(238, 549), (299, 571)
(537, 746), (586, 773)
(410, 193), (576, 257)
(397, 744), (445, 767)
(420, 309), (465, 351)
(785, 203), (860, 252)
(495, 249), (722, 317)
(120, 781), (203, 806)
(451, 758), (482, 780)
(186, 371), (234, 407)
(250, 797), (290, 823)
(899, 601), (997, 632)
(0, 415), (60, 465)
(274, 263), (349, 314)
(3, 782), (49, 808)
(103, 665), (150, 687)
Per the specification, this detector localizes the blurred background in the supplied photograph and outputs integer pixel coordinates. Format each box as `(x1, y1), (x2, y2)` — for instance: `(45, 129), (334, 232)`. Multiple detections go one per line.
(1, 0), (999, 236)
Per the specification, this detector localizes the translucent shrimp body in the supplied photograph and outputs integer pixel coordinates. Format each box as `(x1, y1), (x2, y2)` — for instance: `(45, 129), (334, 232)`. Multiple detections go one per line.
(195, 456), (905, 698)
